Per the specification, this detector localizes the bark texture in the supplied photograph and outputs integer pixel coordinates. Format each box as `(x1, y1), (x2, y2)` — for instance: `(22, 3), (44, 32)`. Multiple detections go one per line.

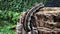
(34, 11), (60, 34)
(16, 7), (60, 34)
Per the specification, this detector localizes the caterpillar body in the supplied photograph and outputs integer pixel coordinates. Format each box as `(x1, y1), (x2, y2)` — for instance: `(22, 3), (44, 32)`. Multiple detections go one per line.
(16, 3), (44, 34)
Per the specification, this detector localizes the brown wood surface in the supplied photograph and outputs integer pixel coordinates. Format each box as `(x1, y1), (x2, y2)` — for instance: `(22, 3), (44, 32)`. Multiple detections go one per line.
(34, 9), (60, 34)
(40, 7), (60, 11)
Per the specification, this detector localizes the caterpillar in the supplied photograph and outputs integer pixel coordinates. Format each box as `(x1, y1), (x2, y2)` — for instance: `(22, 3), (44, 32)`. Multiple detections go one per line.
(23, 3), (44, 34)
(16, 3), (44, 34)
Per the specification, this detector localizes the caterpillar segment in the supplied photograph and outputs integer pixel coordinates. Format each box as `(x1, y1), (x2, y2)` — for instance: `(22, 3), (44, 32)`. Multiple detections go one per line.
(24, 3), (44, 34)
(16, 3), (44, 34)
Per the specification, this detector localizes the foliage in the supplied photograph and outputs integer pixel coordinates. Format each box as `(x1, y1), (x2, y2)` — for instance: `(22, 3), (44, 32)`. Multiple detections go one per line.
(0, 22), (16, 34)
(0, 0), (47, 12)
(0, 10), (20, 24)
(0, 10), (19, 34)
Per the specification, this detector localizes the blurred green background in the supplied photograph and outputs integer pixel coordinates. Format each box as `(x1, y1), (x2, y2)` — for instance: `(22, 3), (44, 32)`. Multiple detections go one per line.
(0, 0), (60, 34)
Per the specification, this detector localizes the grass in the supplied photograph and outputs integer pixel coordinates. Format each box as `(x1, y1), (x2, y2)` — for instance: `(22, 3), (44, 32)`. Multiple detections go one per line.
(0, 22), (16, 34)
(0, 10), (20, 34)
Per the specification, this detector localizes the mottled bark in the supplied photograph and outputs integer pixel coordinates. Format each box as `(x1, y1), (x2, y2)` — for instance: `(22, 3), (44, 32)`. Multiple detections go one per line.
(16, 7), (60, 34)
(34, 11), (60, 34)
